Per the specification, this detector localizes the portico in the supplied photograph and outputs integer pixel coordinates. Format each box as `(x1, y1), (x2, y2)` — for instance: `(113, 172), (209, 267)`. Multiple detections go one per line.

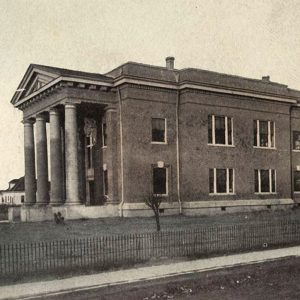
(12, 65), (120, 221)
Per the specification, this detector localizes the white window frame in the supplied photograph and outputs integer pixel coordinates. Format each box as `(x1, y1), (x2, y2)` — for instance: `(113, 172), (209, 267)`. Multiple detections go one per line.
(254, 120), (275, 149)
(209, 168), (235, 195)
(151, 118), (167, 144)
(153, 166), (169, 196)
(255, 169), (277, 194)
(208, 115), (234, 147)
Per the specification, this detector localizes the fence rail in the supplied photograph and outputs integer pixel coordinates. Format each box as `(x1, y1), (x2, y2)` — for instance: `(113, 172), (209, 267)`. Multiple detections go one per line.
(1, 220), (300, 278)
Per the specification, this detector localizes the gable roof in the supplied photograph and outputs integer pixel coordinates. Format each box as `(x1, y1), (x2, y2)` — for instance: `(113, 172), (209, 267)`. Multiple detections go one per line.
(11, 64), (113, 105)
(7, 177), (24, 192)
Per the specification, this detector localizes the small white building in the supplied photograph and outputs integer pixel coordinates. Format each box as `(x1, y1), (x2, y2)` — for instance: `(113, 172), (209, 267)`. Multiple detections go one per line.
(0, 177), (25, 206)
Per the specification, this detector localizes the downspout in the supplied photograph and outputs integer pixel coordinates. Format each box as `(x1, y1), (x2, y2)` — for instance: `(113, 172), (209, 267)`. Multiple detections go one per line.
(176, 73), (182, 214)
(290, 105), (294, 204)
(117, 87), (125, 217)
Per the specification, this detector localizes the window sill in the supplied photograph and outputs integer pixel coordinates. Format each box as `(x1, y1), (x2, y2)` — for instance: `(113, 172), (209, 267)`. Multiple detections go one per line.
(151, 142), (168, 145)
(253, 146), (276, 150)
(254, 192), (277, 195)
(102, 146), (107, 149)
(293, 191), (300, 194)
(292, 149), (300, 152)
(209, 193), (236, 196)
(153, 194), (168, 197)
(208, 144), (235, 148)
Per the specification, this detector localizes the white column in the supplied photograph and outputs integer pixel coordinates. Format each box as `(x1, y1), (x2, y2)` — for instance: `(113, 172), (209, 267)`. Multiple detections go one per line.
(23, 119), (36, 204)
(36, 113), (49, 204)
(50, 108), (63, 205)
(65, 103), (80, 204)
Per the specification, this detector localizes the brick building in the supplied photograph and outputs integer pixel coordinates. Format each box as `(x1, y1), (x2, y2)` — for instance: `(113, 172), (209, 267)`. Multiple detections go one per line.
(10, 57), (300, 221)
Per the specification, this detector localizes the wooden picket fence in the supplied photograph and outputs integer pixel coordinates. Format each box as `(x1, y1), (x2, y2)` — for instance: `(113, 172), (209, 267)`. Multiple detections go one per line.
(0, 220), (300, 278)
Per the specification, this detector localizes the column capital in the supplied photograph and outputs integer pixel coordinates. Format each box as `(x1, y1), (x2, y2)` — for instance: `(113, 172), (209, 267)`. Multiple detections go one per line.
(49, 107), (60, 115)
(22, 118), (35, 125)
(65, 102), (77, 110)
(36, 112), (47, 121)
(104, 105), (117, 113)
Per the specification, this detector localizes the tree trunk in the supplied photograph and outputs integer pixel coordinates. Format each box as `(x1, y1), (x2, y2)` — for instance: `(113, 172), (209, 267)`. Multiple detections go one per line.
(155, 211), (160, 232)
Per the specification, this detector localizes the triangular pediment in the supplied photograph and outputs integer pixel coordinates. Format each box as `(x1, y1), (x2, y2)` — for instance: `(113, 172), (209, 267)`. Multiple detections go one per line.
(24, 73), (56, 96)
(11, 65), (60, 105)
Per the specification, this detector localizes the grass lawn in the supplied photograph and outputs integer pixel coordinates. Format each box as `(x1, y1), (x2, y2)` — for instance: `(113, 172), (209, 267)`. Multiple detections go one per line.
(0, 205), (8, 221)
(1, 208), (300, 244)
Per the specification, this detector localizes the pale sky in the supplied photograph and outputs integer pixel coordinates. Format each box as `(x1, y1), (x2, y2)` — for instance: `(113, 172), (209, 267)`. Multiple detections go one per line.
(0, 0), (300, 189)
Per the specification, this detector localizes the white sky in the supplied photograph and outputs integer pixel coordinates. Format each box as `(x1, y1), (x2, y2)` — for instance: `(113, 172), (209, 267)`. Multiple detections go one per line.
(0, 0), (300, 189)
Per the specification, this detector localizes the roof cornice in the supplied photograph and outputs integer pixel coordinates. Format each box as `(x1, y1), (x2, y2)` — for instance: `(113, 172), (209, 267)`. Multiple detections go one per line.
(14, 76), (114, 108)
(114, 76), (298, 104)
(14, 73), (299, 109)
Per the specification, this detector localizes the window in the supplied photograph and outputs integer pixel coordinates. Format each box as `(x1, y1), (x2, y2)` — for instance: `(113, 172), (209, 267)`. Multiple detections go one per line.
(152, 118), (166, 143)
(294, 171), (300, 192)
(103, 169), (108, 196)
(208, 115), (233, 146)
(102, 121), (107, 147)
(254, 120), (275, 148)
(209, 168), (234, 194)
(153, 167), (168, 195)
(293, 131), (300, 150)
(255, 169), (276, 193)
(86, 135), (93, 169)
(21, 196), (24, 203)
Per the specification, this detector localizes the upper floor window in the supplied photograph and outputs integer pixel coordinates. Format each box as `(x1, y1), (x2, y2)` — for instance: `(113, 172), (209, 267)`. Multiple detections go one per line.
(152, 118), (167, 143)
(102, 121), (107, 147)
(153, 167), (168, 195)
(254, 120), (275, 148)
(208, 115), (233, 146)
(293, 131), (300, 150)
(255, 169), (276, 193)
(209, 168), (234, 194)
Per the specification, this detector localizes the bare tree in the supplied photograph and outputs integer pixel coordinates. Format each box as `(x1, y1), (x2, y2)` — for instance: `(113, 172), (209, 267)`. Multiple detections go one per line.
(145, 194), (163, 231)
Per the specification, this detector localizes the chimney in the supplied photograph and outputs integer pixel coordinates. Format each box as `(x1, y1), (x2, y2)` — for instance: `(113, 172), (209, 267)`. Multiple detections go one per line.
(262, 75), (270, 82)
(166, 57), (175, 70)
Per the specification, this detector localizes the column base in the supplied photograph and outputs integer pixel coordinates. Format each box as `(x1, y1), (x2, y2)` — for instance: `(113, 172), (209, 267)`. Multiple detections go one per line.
(48, 202), (64, 207)
(35, 202), (49, 207)
(19, 204), (119, 222)
(24, 202), (36, 206)
(64, 201), (81, 206)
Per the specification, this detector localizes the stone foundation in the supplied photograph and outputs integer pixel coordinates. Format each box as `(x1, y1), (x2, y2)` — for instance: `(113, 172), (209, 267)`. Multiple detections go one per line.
(13, 198), (295, 222)
(20, 204), (119, 222)
(121, 198), (294, 217)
